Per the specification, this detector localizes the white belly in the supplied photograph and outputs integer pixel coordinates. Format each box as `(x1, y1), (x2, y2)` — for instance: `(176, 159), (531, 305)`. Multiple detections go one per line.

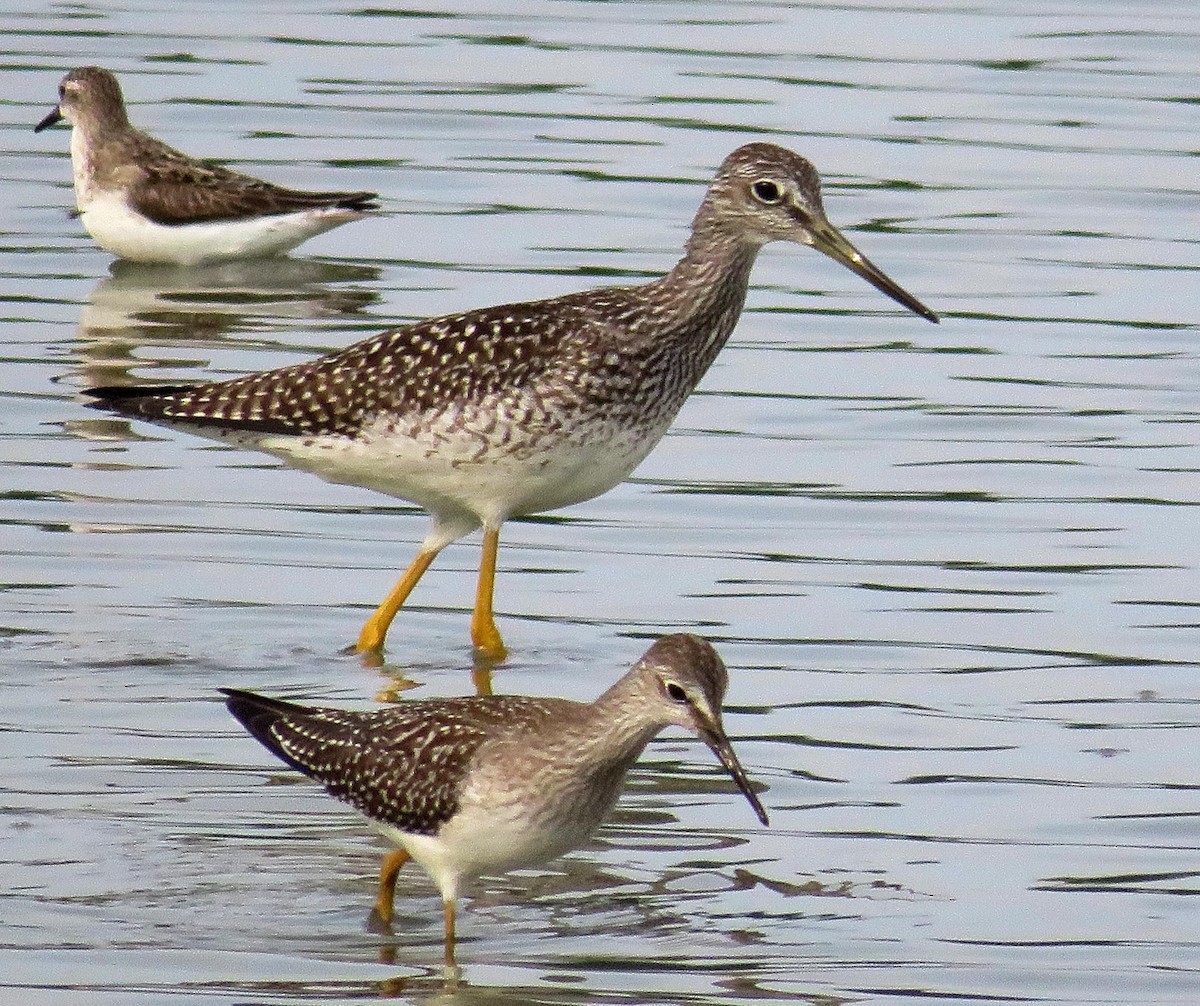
(372, 799), (601, 904)
(227, 408), (670, 529)
(76, 189), (359, 265)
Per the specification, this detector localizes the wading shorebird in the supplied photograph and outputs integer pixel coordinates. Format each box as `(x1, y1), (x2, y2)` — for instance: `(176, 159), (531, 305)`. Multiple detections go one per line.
(222, 633), (768, 969)
(85, 142), (938, 663)
(35, 66), (378, 265)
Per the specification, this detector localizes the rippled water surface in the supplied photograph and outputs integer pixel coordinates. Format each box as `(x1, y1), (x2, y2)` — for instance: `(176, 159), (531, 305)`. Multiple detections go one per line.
(2, 1), (1198, 1003)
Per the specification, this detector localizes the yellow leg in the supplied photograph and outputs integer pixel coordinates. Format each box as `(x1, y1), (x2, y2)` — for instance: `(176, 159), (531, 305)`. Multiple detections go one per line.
(356, 548), (440, 655)
(470, 526), (507, 663)
(372, 848), (411, 926)
(443, 898), (457, 970)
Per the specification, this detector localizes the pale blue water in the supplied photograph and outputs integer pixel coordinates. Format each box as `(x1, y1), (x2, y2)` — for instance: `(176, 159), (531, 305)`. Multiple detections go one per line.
(1, 2), (1197, 1003)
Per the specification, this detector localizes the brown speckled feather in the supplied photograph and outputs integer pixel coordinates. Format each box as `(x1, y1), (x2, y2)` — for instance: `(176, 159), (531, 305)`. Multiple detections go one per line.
(83, 276), (734, 439)
(222, 688), (562, 835)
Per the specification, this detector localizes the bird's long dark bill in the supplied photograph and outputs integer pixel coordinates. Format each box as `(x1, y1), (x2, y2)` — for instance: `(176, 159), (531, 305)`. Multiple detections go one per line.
(810, 221), (939, 323)
(34, 107), (62, 133)
(701, 726), (770, 826)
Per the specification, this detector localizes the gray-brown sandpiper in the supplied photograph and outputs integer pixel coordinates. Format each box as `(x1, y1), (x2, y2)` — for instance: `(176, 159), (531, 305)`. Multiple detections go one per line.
(222, 633), (768, 967)
(85, 142), (938, 662)
(35, 66), (378, 265)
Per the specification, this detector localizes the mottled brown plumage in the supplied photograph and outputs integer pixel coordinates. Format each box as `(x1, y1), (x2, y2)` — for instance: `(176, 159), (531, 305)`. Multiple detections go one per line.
(224, 688), (563, 835)
(222, 633), (768, 967)
(86, 142), (938, 660)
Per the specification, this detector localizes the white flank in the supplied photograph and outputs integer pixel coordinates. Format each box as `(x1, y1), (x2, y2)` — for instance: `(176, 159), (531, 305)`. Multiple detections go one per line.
(77, 190), (363, 266)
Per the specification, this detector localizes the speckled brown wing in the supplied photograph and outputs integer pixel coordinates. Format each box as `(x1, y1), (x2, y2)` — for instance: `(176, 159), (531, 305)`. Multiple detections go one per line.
(222, 689), (549, 835)
(83, 290), (641, 438)
(128, 153), (378, 226)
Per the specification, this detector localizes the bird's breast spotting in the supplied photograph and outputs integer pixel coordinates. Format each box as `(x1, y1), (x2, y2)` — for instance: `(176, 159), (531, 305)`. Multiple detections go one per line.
(252, 399), (672, 523)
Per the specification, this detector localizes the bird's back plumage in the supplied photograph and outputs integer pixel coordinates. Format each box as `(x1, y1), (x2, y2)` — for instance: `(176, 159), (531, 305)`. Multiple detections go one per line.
(221, 688), (568, 836)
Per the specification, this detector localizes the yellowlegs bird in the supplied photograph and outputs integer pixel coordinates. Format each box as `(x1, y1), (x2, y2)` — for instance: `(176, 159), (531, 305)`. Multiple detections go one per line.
(84, 142), (938, 662)
(35, 66), (378, 265)
(221, 633), (767, 967)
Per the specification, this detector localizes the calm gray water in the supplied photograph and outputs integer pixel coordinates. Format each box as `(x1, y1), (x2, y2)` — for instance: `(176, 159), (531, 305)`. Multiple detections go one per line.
(1, 2), (1197, 1003)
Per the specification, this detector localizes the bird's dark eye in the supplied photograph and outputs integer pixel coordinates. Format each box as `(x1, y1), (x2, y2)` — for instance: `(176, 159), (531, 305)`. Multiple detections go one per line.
(665, 681), (688, 703)
(59, 85), (66, 99)
(752, 179), (782, 204)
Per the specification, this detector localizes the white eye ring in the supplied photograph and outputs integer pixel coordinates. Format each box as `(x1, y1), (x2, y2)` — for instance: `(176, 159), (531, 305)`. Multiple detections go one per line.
(751, 179), (783, 204)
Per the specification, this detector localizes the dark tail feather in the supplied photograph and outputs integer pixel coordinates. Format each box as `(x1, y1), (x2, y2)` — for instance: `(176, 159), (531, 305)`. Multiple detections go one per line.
(262, 188), (379, 214)
(82, 382), (299, 434)
(81, 383), (200, 421)
(83, 384), (198, 404)
(335, 191), (379, 212)
(221, 687), (315, 774)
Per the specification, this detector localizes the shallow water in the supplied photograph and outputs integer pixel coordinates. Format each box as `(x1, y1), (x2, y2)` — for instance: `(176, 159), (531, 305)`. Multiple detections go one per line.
(1, 1), (1197, 1003)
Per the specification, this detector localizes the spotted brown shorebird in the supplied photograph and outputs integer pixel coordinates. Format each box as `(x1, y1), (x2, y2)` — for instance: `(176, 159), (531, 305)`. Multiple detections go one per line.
(84, 142), (938, 663)
(35, 66), (378, 265)
(222, 633), (768, 969)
